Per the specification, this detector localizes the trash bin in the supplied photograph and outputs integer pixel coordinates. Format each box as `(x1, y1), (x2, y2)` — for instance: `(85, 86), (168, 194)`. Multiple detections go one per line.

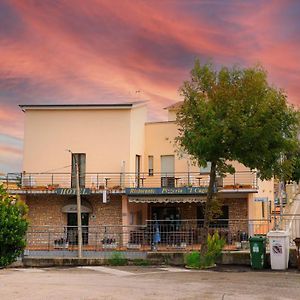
(249, 236), (266, 269)
(267, 230), (289, 270)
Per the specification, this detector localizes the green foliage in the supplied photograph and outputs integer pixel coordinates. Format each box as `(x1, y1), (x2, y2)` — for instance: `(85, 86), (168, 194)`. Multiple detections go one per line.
(205, 232), (225, 266)
(132, 259), (150, 266)
(185, 232), (225, 269)
(176, 59), (300, 180)
(0, 185), (28, 267)
(107, 251), (127, 266)
(185, 251), (201, 269)
(177, 59), (300, 255)
(285, 150), (300, 183)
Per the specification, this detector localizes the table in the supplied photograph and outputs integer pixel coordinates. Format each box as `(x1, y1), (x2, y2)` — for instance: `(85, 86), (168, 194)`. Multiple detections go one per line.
(196, 176), (203, 186)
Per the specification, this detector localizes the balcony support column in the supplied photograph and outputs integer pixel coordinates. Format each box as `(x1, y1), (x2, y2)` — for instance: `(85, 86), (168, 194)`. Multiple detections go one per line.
(122, 195), (129, 247)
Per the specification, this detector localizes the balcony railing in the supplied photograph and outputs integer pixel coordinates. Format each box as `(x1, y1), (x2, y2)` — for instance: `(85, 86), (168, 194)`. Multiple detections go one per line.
(1, 171), (257, 193)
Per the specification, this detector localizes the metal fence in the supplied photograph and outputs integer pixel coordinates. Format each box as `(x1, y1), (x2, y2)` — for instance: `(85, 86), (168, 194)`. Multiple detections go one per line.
(25, 218), (275, 254)
(278, 214), (300, 245)
(1, 171), (257, 191)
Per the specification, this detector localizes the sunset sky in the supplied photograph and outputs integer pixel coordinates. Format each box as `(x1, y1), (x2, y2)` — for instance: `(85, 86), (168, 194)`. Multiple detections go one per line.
(0, 0), (300, 173)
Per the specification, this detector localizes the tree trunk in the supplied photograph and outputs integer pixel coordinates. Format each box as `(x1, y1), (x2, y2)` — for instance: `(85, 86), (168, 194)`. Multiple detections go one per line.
(200, 160), (217, 255)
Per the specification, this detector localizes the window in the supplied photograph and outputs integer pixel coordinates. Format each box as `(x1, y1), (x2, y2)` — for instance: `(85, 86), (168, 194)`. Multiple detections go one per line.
(161, 155), (175, 187)
(197, 205), (229, 228)
(148, 155), (154, 176)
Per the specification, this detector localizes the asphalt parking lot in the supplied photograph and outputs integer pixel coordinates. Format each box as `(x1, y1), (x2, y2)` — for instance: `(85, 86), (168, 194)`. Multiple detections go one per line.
(1, 265), (299, 300)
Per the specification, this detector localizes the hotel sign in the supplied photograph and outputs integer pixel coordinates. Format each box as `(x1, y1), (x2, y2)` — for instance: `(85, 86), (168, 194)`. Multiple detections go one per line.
(55, 188), (91, 195)
(125, 187), (208, 195)
(254, 197), (268, 202)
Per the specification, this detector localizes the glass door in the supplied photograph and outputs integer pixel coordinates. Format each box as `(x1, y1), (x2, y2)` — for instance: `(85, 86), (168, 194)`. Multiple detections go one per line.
(67, 212), (89, 245)
(161, 155), (175, 187)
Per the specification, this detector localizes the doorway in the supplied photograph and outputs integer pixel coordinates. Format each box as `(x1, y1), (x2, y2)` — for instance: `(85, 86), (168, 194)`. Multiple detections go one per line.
(151, 206), (180, 221)
(161, 155), (175, 187)
(67, 213), (89, 245)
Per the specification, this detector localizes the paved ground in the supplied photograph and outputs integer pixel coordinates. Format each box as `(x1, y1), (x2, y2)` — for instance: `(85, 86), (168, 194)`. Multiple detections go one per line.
(1, 266), (300, 300)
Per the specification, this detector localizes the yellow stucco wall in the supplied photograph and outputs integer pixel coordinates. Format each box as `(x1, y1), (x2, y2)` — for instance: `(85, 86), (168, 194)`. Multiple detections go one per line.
(23, 105), (148, 175)
(21, 103), (275, 219)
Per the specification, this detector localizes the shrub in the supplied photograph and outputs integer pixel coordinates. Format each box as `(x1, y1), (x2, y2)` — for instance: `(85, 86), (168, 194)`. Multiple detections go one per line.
(185, 251), (201, 269)
(185, 232), (225, 269)
(204, 231), (225, 267)
(132, 259), (150, 266)
(0, 185), (28, 267)
(107, 252), (127, 266)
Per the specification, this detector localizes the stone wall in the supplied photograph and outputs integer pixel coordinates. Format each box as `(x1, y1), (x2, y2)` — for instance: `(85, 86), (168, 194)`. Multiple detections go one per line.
(23, 194), (248, 248)
(224, 198), (248, 240)
(24, 194), (122, 228)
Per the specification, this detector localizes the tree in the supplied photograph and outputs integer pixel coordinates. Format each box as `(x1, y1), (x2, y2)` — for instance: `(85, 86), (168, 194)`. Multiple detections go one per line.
(291, 153), (300, 183)
(283, 149), (300, 184)
(176, 60), (300, 254)
(0, 185), (28, 267)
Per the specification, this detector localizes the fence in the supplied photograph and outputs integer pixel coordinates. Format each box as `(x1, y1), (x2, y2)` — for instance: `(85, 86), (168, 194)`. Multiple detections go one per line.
(25, 218), (275, 255)
(278, 214), (300, 244)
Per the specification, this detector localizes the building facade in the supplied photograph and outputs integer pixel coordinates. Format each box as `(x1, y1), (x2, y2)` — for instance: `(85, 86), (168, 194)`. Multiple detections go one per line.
(3, 102), (275, 251)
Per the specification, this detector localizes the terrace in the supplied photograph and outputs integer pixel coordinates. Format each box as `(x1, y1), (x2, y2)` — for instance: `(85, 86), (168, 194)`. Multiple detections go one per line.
(1, 171), (258, 195)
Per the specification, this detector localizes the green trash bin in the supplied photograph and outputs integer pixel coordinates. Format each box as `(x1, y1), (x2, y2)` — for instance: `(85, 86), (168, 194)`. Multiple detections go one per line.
(249, 236), (266, 269)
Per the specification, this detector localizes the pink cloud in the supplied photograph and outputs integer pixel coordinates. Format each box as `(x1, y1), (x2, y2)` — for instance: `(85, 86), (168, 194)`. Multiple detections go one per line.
(0, 0), (299, 171)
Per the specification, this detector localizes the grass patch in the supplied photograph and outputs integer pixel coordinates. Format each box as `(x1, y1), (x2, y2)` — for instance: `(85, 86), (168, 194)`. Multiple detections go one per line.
(132, 259), (151, 266)
(107, 252), (128, 266)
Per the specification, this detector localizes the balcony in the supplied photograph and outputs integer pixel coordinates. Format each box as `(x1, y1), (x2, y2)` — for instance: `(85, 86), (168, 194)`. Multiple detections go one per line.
(1, 171), (258, 195)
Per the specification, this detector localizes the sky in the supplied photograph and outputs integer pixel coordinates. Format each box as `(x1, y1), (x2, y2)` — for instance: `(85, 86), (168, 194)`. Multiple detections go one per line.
(0, 0), (300, 173)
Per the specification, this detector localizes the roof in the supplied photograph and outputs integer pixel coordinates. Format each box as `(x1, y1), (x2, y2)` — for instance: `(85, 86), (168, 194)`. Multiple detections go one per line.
(19, 101), (147, 112)
(164, 101), (183, 111)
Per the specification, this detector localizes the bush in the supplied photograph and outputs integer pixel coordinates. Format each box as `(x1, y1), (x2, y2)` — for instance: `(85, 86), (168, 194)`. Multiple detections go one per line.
(204, 231), (225, 267)
(0, 185), (28, 267)
(107, 252), (127, 266)
(132, 259), (150, 266)
(185, 251), (201, 269)
(185, 232), (225, 269)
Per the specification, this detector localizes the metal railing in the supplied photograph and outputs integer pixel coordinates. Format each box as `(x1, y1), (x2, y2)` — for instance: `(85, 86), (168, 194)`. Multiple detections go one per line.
(277, 214), (300, 245)
(25, 218), (273, 254)
(1, 171), (257, 192)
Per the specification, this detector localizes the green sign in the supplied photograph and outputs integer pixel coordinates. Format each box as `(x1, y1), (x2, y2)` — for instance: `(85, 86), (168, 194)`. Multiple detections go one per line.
(55, 188), (91, 195)
(125, 187), (208, 195)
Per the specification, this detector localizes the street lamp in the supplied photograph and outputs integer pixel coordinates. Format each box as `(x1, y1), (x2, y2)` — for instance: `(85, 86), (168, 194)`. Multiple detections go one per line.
(67, 149), (82, 258)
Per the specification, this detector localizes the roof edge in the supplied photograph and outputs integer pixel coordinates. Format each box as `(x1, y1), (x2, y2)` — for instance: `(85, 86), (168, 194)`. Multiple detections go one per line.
(19, 101), (147, 112)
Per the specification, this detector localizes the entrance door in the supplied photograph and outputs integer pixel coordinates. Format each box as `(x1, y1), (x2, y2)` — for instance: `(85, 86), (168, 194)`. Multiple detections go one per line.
(67, 213), (89, 245)
(151, 206), (181, 243)
(161, 155), (175, 187)
(151, 206), (180, 222)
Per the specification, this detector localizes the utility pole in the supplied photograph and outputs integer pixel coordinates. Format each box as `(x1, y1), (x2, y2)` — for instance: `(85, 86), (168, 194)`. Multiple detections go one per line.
(68, 150), (82, 258)
(75, 155), (83, 258)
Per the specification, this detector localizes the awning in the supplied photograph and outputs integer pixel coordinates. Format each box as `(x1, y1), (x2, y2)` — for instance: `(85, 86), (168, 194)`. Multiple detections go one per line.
(61, 199), (93, 213)
(128, 196), (206, 203)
